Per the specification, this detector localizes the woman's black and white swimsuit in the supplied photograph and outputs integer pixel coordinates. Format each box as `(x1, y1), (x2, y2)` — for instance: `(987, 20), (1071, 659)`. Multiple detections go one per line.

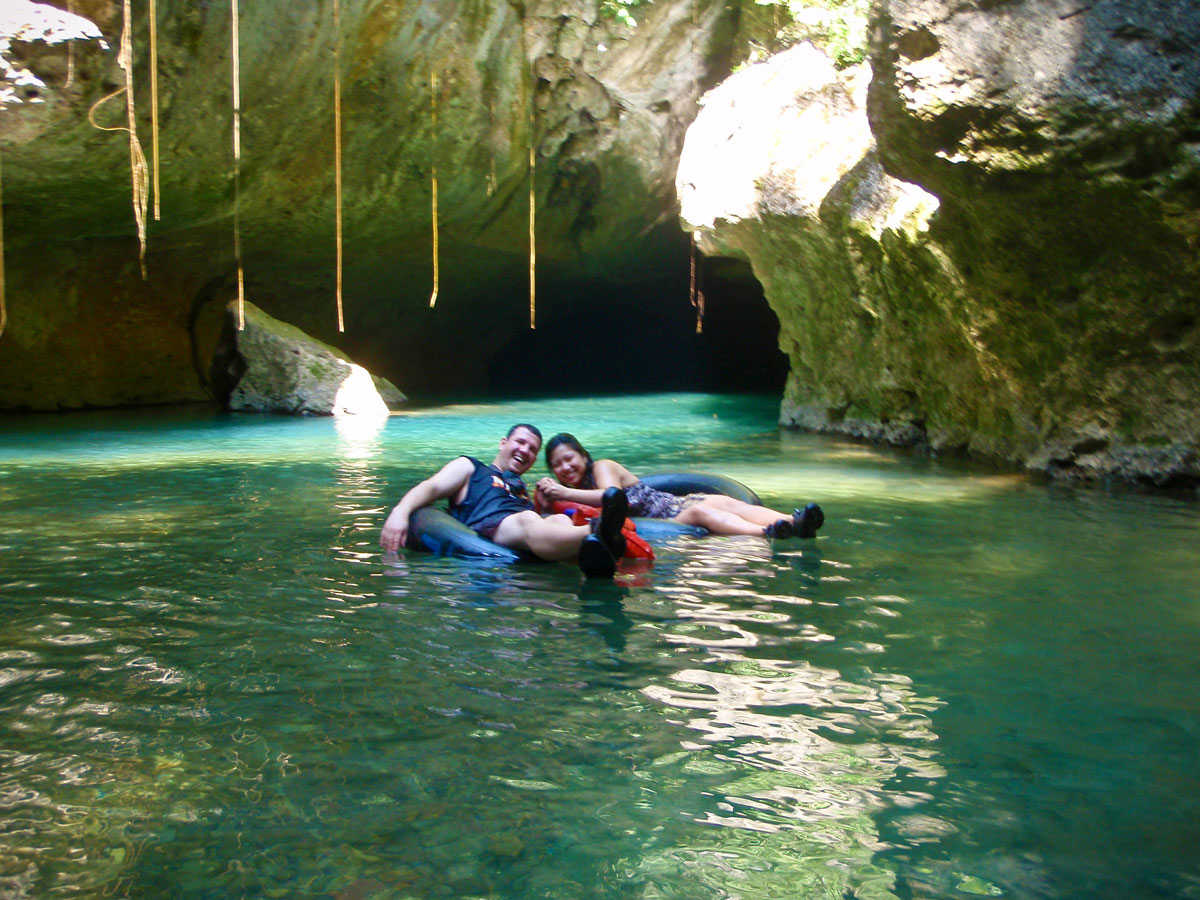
(624, 480), (709, 519)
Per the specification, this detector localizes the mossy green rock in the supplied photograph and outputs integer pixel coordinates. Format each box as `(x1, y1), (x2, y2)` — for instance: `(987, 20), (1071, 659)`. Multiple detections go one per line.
(863, 0), (1200, 484)
(211, 300), (404, 415)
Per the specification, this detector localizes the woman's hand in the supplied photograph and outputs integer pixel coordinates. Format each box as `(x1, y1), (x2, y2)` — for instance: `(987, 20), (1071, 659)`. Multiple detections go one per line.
(536, 477), (564, 502)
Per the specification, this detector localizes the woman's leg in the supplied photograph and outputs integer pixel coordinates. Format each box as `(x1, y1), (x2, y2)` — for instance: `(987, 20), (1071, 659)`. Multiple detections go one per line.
(675, 502), (777, 536)
(691, 494), (791, 528)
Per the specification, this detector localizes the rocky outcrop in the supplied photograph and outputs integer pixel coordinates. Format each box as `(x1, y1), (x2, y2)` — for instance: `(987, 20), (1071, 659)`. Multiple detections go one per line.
(678, 46), (960, 448)
(680, 0), (1200, 487)
(210, 300), (404, 415)
(860, 0), (1200, 486)
(5, 0), (1199, 488)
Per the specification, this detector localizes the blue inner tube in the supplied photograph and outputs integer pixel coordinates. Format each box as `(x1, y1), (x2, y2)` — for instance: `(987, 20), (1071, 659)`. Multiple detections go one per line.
(405, 507), (528, 562)
(640, 472), (761, 506)
(405, 473), (762, 559)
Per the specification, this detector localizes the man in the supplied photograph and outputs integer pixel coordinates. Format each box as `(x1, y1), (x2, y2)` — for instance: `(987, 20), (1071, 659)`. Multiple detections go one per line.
(379, 423), (630, 577)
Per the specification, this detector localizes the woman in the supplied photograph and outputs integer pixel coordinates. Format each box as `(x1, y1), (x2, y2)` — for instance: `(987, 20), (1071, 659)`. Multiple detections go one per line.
(536, 433), (823, 539)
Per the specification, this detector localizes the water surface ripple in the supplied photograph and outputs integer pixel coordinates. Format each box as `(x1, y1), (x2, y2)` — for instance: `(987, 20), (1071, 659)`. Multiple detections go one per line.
(1, 395), (1198, 900)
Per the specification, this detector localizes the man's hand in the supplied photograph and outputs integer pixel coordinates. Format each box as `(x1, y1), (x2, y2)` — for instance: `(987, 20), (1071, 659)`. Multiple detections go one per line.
(380, 506), (409, 552)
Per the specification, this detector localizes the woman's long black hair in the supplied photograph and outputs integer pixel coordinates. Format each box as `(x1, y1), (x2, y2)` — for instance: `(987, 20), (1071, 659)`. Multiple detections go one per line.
(545, 433), (596, 489)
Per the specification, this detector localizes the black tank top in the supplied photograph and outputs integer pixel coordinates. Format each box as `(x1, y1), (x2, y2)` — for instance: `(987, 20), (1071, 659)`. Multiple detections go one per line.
(449, 457), (534, 532)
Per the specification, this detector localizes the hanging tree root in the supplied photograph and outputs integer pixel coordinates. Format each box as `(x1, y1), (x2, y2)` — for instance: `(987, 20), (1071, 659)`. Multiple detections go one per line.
(428, 70), (439, 309)
(334, 0), (345, 330)
(86, 0), (149, 277)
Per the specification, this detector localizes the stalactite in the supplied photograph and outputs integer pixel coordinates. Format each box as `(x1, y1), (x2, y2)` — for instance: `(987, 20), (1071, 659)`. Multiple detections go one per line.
(334, 0), (345, 330)
(428, 70), (439, 309)
(150, 0), (160, 220)
(231, 0), (244, 329)
(86, 0), (148, 277)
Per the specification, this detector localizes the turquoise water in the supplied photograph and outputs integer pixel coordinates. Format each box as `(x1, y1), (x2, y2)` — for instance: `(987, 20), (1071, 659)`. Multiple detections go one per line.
(1, 393), (1198, 900)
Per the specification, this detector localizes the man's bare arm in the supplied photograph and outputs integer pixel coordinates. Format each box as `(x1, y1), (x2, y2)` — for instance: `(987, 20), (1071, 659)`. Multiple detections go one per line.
(380, 456), (474, 552)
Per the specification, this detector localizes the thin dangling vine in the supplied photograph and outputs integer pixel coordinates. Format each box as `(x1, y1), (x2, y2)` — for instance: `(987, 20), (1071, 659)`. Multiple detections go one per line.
(688, 0), (704, 334)
(428, 70), (440, 309)
(528, 140), (536, 331)
(65, 0), (75, 87)
(150, 0), (160, 221)
(0, 151), (6, 340)
(486, 98), (497, 197)
(87, 0), (149, 277)
(231, 0), (245, 329)
(334, 0), (345, 330)
(522, 15), (536, 330)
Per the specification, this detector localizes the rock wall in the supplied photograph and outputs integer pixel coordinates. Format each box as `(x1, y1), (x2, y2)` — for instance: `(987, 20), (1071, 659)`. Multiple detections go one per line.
(0, 0), (767, 408)
(680, 1), (1200, 487)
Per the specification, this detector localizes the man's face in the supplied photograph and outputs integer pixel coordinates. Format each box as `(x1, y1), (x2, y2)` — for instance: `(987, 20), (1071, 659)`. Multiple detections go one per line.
(499, 427), (541, 475)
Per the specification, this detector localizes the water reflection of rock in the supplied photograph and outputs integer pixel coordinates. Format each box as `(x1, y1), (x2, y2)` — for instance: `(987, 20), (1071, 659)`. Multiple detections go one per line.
(637, 579), (944, 899)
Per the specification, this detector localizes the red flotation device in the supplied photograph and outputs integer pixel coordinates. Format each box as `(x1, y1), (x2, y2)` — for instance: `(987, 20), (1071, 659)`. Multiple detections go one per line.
(546, 500), (655, 560)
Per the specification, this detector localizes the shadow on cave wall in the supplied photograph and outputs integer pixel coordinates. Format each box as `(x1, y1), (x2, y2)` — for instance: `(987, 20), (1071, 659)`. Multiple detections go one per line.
(485, 256), (787, 397)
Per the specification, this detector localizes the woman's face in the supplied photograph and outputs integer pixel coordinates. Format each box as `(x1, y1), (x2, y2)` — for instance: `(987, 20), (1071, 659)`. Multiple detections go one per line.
(548, 445), (587, 486)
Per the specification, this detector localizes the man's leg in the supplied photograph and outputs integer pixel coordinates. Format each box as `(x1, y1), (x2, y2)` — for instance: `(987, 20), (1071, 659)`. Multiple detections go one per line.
(492, 511), (591, 561)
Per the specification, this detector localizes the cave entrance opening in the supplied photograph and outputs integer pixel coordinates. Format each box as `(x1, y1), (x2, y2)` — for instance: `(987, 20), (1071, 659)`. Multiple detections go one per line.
(485, 254), (787, 398)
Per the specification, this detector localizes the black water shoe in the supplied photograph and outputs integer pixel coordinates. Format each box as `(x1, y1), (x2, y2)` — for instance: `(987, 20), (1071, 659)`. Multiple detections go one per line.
(764, 518), (794, 539)
(793, 503), (825, 539)
(578, 534), (617, 578)
(592, 486), (628, 559)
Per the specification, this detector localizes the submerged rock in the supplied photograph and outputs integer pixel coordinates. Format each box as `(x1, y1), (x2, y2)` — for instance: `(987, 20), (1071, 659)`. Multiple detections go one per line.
(210, 301), (405, 416)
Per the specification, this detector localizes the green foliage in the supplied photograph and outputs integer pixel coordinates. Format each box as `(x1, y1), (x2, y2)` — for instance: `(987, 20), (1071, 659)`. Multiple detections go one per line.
(756, 0), (871, 68)
(599, 0), (645, 28)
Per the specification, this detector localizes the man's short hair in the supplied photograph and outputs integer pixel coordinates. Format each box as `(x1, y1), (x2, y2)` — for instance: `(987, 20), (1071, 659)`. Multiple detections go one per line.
(507, 423), (542, 443)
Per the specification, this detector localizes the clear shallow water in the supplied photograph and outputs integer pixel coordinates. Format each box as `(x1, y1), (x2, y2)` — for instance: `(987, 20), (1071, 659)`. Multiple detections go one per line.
(1, 393), (1198, 900)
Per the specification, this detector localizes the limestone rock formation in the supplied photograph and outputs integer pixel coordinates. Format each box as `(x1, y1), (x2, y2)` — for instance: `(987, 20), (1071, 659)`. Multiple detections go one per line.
(4, 0), (1199, 488)
(210, 300), (404, 416)
(680, 0), (1200, 487)
(678, 45), (955, 450)
(864, 0), (1200, 485)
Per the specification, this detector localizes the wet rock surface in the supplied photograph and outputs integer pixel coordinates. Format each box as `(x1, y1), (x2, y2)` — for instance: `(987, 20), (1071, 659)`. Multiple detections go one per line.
(210, 300), (404, 416)
(3, 0), (1199, 488)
